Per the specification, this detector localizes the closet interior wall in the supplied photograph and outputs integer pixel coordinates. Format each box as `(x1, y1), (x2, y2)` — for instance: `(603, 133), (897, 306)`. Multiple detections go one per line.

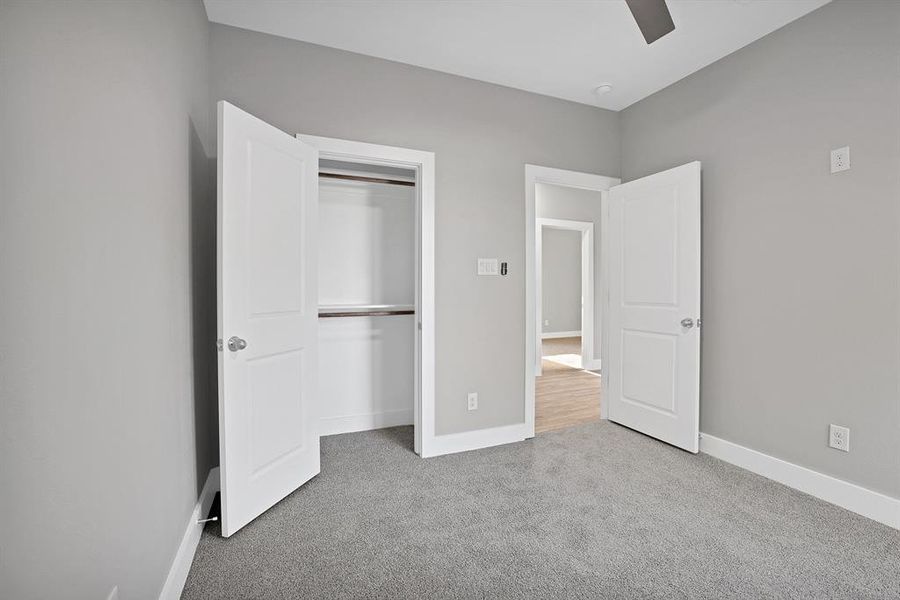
(317, 160), (417, 436)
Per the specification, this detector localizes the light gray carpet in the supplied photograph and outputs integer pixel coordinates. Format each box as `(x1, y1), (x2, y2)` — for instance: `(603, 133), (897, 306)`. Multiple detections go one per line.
(182, 423), (900, 599)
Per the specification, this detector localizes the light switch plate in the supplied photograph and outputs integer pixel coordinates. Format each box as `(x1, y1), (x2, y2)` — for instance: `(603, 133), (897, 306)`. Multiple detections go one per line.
(477, 258), (499, 276)
(830, 146), (850, 173)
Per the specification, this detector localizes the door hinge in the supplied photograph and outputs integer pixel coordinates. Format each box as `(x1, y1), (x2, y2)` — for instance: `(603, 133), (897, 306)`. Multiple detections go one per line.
(216, 338), (224, 351)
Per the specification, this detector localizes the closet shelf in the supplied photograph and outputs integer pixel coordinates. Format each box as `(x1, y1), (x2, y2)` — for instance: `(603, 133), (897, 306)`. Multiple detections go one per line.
(319, 172), (415, 187)
(318, 304), (415, 318)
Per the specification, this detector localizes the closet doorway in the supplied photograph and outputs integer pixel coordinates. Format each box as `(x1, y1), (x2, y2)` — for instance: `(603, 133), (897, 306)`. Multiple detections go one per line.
(298, 135), (436, 457)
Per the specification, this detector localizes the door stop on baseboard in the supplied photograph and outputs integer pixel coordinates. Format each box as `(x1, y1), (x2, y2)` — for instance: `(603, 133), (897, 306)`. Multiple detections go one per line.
(197, 516), (219, 524)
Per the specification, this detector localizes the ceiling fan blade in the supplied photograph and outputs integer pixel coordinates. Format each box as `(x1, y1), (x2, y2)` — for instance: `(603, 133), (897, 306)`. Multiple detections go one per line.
(625, 0), (676, 44)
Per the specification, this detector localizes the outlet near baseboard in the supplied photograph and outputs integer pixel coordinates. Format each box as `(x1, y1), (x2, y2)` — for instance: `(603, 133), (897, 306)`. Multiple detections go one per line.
(829, 424), (850, 452)
(467, 392), (478, 411)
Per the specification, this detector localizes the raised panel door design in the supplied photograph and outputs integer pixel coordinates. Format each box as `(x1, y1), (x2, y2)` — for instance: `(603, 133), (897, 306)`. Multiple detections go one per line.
(247, 141), (305, 316)
(248, 350), (305, 476)
(623, 187), (678, 307)
(607, 162), (700, 452)
(217, 101), (320, 537)
(621, 330), (676, 414)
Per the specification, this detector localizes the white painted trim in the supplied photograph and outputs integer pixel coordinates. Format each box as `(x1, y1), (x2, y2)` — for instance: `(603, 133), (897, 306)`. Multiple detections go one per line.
(159, 467), (220, 600)
(541, 330), (581, 339)
(598, 191), (610, 421)
(584, 358), (602, 371)
(420, 423), (528, 458)
(534, 214), (543, 378)
(540, 218), (595, 228)
(700, 433), (900, 530)
(298, 134), (435, 459)
(320, 409), (413, 436)
(525, 165), (619, 437)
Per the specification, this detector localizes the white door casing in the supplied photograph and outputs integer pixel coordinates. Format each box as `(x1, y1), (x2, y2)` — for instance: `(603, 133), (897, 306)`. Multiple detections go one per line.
(606, 162), (701, 452)
(217, 101), (320, 537)
(296, 134), (437, 457)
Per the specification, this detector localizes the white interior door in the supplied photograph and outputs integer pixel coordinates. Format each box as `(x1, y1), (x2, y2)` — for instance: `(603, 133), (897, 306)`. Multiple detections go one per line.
(606, 162), (700, 452)
(217, 101), (319, 537)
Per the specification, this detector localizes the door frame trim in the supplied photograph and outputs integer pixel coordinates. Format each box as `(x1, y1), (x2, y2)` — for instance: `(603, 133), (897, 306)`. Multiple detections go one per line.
(297, 134), (435, 457)
(525, 165), (620, 438)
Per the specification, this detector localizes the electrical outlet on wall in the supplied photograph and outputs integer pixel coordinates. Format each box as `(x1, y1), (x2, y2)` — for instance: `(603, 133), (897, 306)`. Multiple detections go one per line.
(467, 392), (478, 411)
(829, 424), (850, 452)
(830, 146), (850, 174)
(544, 319), (550, 326)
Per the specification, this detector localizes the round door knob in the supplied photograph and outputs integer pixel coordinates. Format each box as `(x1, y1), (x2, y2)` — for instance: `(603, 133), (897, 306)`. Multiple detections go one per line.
(227, 336), (248, 352)
(680, 318), (694, 329)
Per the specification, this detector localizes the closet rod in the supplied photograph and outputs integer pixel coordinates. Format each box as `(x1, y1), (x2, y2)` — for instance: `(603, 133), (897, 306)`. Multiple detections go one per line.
(319, 309), (415, 318)
(319, 172), (415, 187)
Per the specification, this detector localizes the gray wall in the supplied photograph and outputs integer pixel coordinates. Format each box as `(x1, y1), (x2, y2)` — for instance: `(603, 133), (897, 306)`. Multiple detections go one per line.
(209, 24), (622, 435)
(541, 228), (582, 335)
(620, 0), (900, 497)
(0, 1), (218, 598)
(537, 183), (605, 360)
(6, 6), (894, 599)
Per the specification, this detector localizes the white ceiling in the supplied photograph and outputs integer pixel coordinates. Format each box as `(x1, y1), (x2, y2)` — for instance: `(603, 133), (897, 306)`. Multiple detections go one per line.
(204, 0), (830, 111)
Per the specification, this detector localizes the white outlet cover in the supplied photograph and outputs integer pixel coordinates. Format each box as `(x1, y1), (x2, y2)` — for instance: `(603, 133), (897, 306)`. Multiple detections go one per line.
(477, 258), (499, 276)
(829, 424), (850, 452)
(830, 146), (850, 174)
(467, 392), (478, 411)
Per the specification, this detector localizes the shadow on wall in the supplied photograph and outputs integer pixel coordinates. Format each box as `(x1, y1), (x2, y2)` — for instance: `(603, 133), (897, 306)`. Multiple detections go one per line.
(189, 118), (219, 494)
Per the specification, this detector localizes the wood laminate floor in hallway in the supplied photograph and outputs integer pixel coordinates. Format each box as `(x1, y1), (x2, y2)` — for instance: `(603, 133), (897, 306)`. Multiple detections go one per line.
(535, 336), (601, 434)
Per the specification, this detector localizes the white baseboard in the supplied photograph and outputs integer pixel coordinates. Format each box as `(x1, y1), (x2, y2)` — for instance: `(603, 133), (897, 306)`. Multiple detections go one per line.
(320, 409), (413, 437)
(422, 423), (528, 458)
(159, 467), (220, 600)
(700, 433), (900, 530)
(541, 330), (581, 339)
(583, 358), (601, 371)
